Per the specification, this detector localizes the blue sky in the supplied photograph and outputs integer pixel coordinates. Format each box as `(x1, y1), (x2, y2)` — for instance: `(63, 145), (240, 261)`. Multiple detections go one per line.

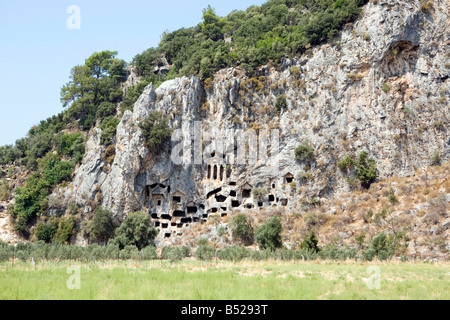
(0, 0), (266, 146)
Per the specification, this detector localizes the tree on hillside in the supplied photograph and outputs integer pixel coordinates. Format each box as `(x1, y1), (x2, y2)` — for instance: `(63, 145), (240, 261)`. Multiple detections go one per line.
(85, 50), (118, 80)
(201, 5), (223, 41)
(60, 51), (126, 128)
(112, 211), (158, 250)
(255, 216), (283, 251)
(356, 151), (377, 189)
(230, 213), (254, 245)
(61, 65), (95, 121)
(86, 207), (118, 244)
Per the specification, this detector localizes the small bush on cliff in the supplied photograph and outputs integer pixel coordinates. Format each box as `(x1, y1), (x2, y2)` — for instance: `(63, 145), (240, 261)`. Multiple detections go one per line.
(356, 151), (377, 188)
(0, 179), (11, 201)
(295, 142), (315, 162)
(100, 116), (120, 145)
(251, 188), (267, 201)
(138, 111), (173, 153)
(337, 155), (355, 173)
(275, 95), (287, 113)
(431, 152), (442, 166)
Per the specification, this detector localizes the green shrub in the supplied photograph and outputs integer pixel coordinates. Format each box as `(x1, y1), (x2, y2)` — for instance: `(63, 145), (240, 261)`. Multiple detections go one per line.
(100, 116), (120, 145)
(138, 111), (173, 153)
(0, 242), (13, 262)
(346, 176), (359, 189)
(35, 219), (59, 243)
(360, 247), (376, 261)
(96, 102), (117, 119)
(365, 210), (373, 222)
(217, 246), (248, 262)
(140, 246), (158, 260)
(119, 245), (139, 260)
(113, 211), (158, 250)
(162, 246), (184, 262)
(56, 132), (85, 161)
(196, 245), (216, 261)
(89, 245), (108, 261)
(431, 152), (441, 166)
(230, 214), (254, 245)
(120, 79), (151, 112)
(318, 244), (357, 260)
(0, 179), (10, 201)
(13, 172), (51, 234)
(181, 246), (191, 258)
(275, 94), (287, 113)
(255, 216), (283, 251)
(370, 232), (392, 259)
(355, 231), (366, 248)
(39, 153), (74, 186)
(54, 216), (77, 244)
(197, 238), (209, 247)
(299, 231), (319, 253)
(295, 142), (315, 162)
(388, 188), (398, 205)
(0, 145), (17, 165)
(360, 232), (396, 261)
(103, 242), (120, 260)
(382, 82), (391, 93)
(356, 151), (377, 188)
(337, 155), (355, 173)
(251, 188), (267, 200)
(47, 243), (71, 261)
(70, 245), (85, 261)
(86, 207), (118, 244)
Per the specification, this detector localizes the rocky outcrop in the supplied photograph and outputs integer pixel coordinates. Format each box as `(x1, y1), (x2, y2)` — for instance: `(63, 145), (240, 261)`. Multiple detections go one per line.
(60, 0), (449, 242)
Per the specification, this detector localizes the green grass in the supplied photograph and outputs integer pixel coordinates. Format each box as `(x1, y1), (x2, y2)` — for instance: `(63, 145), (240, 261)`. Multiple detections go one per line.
(0, 260), (449, 300)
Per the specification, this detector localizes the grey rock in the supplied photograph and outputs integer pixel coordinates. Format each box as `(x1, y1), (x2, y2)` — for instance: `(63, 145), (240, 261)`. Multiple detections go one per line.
(56, 0), (450, 242)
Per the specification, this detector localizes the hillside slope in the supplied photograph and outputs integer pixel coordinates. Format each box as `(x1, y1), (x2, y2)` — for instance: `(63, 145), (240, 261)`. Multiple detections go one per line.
(0, 0), (448, 257)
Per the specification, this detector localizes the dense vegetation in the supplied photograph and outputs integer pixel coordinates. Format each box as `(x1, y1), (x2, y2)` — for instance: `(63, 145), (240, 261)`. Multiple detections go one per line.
(12, 152), (79, 235)
(61, 51), (125, 130)
(132, 0), (368, 81)
(0, 226), (403, 263)
(0, 51), (127, 238)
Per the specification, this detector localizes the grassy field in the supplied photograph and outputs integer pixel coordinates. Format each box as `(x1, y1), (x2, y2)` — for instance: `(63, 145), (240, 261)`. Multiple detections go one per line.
(0, 259), (449, 300)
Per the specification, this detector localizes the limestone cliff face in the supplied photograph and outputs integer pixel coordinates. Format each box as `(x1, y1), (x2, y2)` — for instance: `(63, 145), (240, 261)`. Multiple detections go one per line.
(61, 0), (449, 242)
